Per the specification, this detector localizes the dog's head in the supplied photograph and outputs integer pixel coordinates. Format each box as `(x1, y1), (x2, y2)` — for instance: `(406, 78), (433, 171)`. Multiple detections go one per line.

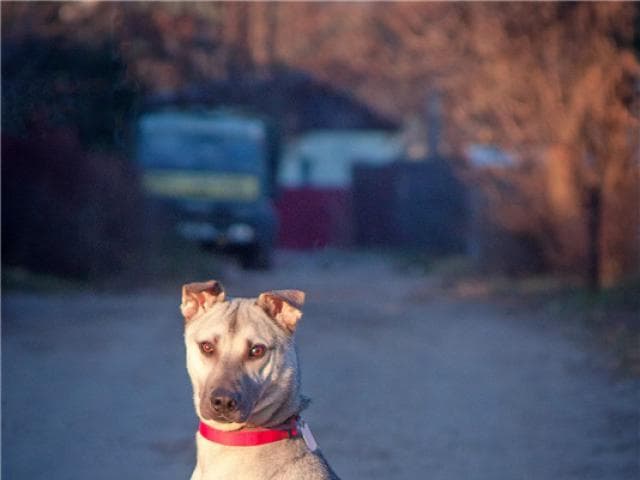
(180, 280), (305, 431)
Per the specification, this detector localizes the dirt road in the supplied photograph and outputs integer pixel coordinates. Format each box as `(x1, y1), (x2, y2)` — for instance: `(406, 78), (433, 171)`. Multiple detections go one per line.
(3, 251), (638, 479)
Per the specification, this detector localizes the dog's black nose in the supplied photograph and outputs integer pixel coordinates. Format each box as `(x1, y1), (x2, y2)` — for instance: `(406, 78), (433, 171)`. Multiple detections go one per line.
(210, 390), (241, 414)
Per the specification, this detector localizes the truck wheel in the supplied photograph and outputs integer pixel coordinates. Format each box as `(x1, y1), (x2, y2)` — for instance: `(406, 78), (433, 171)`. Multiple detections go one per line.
(240, 245), (272, 270)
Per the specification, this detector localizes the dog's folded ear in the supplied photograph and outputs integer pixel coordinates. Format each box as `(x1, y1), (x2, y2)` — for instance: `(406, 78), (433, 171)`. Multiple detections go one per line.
(180, 280), (226, 322)
(256, 290), (305, 333)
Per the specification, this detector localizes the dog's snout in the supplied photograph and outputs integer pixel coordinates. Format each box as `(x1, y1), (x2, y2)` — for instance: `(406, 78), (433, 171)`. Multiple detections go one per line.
(211, 390), (241, 414)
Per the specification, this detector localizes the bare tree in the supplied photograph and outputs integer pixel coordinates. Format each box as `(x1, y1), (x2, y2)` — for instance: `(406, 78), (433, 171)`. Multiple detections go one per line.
(443, 3), (639, 287)
(4, 2), (638, 285)
(272, 2), (639, 286)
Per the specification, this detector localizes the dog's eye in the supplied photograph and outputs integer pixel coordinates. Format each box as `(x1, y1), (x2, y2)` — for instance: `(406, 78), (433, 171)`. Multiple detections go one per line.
(199, 341), (215, 356)
(248, 344), (267, 359)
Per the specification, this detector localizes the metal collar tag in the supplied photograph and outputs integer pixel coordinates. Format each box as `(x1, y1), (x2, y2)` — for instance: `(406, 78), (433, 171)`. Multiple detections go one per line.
(298, 419), (318, 452)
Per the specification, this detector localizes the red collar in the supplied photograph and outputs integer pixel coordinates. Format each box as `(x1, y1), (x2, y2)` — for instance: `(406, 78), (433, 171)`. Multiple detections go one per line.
(198, 417), (299, 447)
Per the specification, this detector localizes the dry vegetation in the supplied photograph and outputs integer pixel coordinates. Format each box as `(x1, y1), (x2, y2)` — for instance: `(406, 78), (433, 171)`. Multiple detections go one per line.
(2, 2), (639, 288)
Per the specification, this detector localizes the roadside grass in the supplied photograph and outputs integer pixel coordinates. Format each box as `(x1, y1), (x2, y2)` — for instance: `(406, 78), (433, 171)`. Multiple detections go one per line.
(113, 237), (225, 292)
(557, 276), (640, 312)
(2, 238), (225, 294)
(2, 267), (89, 292)
(547, 277), (640, 377)
(401, 252), (640, 377)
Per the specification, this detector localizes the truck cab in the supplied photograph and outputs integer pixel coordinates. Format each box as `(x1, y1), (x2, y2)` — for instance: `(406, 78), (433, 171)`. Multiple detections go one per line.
(137, 109), (278, 269)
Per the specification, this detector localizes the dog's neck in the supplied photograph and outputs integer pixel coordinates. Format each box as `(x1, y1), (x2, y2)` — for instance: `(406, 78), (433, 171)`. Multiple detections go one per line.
(194, 426), (304, 479)
(255, 392), (309, 429)
(194, 396), (309, 477)
(198, 415), (299, 447)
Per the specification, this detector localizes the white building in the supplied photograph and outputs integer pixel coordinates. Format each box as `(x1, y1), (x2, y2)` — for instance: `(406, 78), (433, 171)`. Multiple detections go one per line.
(279, 130), (401, 189)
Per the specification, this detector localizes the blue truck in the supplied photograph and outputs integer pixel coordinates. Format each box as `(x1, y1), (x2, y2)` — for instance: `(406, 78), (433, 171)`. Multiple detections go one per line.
(136, 109), (279, 269)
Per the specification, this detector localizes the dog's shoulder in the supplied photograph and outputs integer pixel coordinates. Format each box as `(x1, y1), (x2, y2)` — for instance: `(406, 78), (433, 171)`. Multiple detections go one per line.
(275, 445), (341, 480)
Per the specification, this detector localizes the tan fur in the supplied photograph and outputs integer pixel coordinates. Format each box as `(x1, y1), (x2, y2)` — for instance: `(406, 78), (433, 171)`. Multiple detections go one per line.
(180, 281), (339, 480)
(181, 280), (226, 322)
(256, 290), (305, 333)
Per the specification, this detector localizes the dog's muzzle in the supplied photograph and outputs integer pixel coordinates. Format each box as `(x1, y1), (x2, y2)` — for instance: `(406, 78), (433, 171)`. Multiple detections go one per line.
(202, 389), (247, 423)
(212, 389), (240, 414)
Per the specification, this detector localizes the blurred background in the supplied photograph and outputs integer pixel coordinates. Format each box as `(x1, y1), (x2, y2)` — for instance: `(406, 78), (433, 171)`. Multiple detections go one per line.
(2, 2), (639, 480)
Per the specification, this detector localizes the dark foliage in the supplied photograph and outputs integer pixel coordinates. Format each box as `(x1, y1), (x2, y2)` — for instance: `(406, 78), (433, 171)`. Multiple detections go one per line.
(143, 65), (397, 136)
(2, 38), (142, 279)
(2, 38), (137, 148)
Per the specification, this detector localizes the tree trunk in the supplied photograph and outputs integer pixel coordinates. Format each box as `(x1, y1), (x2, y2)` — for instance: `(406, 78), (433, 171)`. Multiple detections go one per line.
(224, 3), (253, 81)
(586, 185), (602, 292)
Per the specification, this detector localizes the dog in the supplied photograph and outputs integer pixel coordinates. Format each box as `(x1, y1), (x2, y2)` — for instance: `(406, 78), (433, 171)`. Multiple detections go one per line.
(180, 280), (341, 480)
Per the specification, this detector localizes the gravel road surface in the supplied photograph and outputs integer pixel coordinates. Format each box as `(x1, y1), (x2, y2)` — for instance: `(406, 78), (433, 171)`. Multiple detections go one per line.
(3, 251), (638, 479)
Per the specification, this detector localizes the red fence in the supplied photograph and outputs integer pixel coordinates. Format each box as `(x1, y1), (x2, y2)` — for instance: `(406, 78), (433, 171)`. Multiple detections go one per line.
(275, 188), (353, 249)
